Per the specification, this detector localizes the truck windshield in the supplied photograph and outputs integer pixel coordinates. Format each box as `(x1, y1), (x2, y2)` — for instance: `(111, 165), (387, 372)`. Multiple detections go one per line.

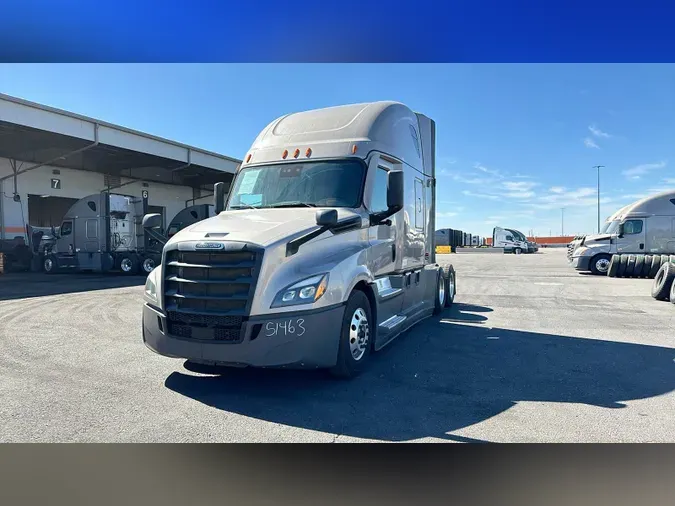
(604, 220), (621, 234)
(227, 160), (366, 210)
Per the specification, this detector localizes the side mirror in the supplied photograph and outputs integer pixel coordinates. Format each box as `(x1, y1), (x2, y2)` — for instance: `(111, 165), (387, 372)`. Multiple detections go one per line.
(617, 223), (624, 237)
(214, 182), (226, 214)
(142, 213), (163, 230)
(316, 209), (338, 228)
(386, 171), (404, 213)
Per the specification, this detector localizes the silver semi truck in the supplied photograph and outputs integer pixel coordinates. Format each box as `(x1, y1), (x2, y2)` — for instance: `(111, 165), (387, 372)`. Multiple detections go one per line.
(42, 193), (213, 275)
(570, 190), (675, 275)
(141, 101), (457, 378)
(492, 226), (532, 254)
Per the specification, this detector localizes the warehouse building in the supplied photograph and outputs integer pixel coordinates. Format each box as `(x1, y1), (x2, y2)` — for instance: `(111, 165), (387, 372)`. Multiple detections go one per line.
(0, 93), (240, 249)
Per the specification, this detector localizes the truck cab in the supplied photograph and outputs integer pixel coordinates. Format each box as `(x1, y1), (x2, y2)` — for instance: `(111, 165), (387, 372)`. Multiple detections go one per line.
(492, 226), (530, 254)
(570, 190), (675, 275)
(141, 101), (457, 378)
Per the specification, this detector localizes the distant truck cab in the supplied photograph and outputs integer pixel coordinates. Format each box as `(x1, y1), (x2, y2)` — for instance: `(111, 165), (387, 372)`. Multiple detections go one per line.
(570, 190), (675, 275)
(141, 101), (457, 378)
(492, 226), (532, 254)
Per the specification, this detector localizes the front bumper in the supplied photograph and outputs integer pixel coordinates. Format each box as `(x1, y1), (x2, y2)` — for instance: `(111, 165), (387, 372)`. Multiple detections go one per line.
(572, 255), (591, 271)
(142, 303), (345, 369)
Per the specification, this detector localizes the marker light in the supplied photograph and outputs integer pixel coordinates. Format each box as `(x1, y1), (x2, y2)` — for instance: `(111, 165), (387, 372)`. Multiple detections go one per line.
(352, 145), (358, 154)
(246, 153), (252, 163)
(305, 148), (312, 157)
(282, 149), (288, 159)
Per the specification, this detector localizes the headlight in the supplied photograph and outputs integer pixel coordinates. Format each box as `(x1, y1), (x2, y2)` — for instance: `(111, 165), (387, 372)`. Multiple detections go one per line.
(144, 268), (159, 304)
(272, 273), (329, 308)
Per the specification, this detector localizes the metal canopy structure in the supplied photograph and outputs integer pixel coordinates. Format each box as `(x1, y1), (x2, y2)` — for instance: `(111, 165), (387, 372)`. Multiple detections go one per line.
(0, 93), (241, 190)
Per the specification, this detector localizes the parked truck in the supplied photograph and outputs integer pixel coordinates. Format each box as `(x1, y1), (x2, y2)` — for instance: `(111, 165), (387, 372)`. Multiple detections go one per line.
(492, 226), (532, 254)
(141, 101), (457, 378)
(41, 192), (213, 275)
(570, 190), (675, 275)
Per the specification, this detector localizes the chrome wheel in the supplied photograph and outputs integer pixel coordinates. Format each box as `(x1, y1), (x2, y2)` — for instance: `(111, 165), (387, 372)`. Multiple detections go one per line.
(596, 258), (610, 273)
(438, 275), (446, 307)
(44, 258), (53, 272)
(448, 274), (455, 300)
(348, 308), (369, 362)
(142, 258), (155, 273)
(120, 258), (134, 273)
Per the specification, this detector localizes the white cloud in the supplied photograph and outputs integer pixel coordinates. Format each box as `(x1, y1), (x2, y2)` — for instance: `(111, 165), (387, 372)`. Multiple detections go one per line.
(462, 190), (500, 200)
(622, 161), (666, 179)
(473, 163), (502, 177)
(505, 191), (535, 200)
(503, 180), (537, 192)
(663, 178), (675, 184)
(588, 124), (611, 138)
(583, 137), (599, 149)
(526, 186), (608, 210)
(549, 186), (566, 193)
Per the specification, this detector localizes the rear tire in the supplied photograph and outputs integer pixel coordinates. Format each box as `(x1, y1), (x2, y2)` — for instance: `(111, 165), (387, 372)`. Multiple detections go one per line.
(651, 262), (675, 301)
(590, 254), (612, 275)
(117, 254), (138, 275)
(634, 255), (645, 278)
(617, 254), (628, 277)
(330, 290), (372, 379)
(607, 255), (620, 277)
(670, 275), (675, 305)
(141, 256), (156, 274)
(433, 269), (446, 315)
(649, 254), (662, 278)
(625, 255), (637, 277)
(444, 265), (456, 307)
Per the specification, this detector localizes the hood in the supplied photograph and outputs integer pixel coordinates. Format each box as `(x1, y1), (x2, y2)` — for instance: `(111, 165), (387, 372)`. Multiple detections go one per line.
(584, 234), (612, 244)
(166, 207), (362, 248)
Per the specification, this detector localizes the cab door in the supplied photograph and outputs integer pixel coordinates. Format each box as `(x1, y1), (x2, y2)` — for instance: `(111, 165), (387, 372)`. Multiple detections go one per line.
(617, 219), (646, 253)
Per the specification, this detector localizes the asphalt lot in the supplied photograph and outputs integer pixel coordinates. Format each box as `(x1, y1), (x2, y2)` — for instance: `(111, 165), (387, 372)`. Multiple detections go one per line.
(1, 248), (674, 442)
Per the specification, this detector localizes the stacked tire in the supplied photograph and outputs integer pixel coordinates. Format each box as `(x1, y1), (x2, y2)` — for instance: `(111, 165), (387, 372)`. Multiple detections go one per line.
(607, 253), (673, 279)
(651, 261), (675, 303)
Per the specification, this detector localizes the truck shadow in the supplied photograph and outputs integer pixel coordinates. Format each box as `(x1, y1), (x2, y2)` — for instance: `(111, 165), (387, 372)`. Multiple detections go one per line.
(0, 272), (145, 301)
(164, 303), (675, 442)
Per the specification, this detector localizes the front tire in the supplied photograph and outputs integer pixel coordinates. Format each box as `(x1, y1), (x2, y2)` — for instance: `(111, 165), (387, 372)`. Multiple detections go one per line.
(590, 254), (612, 275)
(43, 255), (58, 274)
(514, 247), (522, 255)
(330, 290), (372, 379)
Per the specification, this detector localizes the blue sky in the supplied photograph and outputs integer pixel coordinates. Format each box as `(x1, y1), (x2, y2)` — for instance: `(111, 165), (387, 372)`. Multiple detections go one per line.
(1, 64), (674, 238)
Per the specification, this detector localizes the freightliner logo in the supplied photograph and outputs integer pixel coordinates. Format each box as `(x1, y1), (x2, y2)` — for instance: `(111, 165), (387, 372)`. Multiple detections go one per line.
(195, 242), (225, 250)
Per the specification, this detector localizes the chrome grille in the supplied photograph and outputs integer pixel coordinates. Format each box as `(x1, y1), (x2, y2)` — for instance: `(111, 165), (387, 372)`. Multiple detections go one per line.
(162, 246), (262, 343)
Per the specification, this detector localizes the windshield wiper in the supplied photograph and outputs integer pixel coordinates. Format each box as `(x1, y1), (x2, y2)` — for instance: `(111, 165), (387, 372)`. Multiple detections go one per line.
(265, 201), (317, 208)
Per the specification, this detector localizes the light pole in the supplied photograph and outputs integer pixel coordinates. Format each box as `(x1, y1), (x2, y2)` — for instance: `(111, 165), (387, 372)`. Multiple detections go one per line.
(561, 207), (565, 236)
(592, 165), (605, 233)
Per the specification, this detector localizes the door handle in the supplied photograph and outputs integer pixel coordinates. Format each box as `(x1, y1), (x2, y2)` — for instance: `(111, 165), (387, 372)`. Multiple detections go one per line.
(639, 243), (644, 249)
(391, 243), (396, 262)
